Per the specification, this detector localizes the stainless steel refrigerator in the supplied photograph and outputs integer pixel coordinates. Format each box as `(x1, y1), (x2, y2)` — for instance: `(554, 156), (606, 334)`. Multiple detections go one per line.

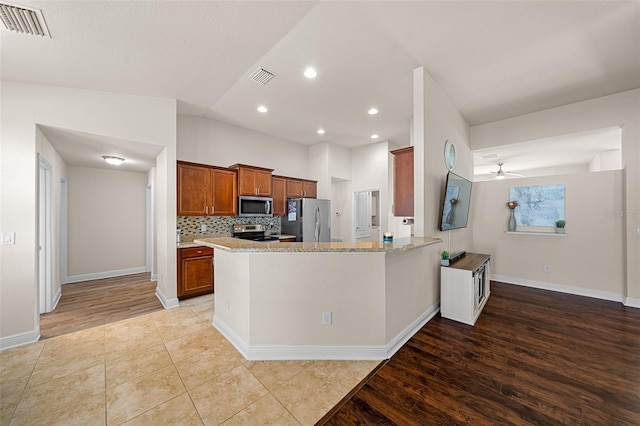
(281, 198), (331, 242)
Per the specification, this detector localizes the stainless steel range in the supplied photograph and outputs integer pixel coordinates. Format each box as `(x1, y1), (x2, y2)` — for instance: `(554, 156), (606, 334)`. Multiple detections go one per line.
(232, 224), (280, 242)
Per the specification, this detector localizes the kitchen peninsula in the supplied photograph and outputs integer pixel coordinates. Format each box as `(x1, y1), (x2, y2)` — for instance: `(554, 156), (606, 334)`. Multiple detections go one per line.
(194, 236), (441, 360)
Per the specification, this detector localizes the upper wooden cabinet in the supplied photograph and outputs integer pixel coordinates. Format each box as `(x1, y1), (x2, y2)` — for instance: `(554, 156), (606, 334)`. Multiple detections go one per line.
(391, 146), (414, 217)
(286, 178), (317, 198)
(177, 161), (237, 216)
(302, 180), (317, 198)
(230, 164), (273, 197)
(272, 175), (287, 216)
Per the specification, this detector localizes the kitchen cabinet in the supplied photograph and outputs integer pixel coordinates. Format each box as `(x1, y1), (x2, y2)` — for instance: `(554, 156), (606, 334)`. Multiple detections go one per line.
(272, 175), (287, 216)
(231, 164), (273, 197)
(391, 146), (413, 217)
(177, 162), (237, 216)
(302, 180), (317, 198)
(441, 253), (491, 326)
(178, 246), (214, 299)
(286, 178), (317, 198)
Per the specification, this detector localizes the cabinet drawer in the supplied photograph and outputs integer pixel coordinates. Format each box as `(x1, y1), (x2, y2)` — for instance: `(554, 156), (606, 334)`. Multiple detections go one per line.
(181, 246), (213, 258)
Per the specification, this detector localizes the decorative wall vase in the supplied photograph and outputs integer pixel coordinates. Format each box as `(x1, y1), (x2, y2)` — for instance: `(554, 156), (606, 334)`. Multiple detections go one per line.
(508, 209), (517, 232)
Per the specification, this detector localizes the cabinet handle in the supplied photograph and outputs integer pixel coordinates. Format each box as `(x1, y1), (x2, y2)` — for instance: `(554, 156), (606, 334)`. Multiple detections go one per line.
(211, 206), (214, 215)
(205, 206), (208, 215)
(197, 250), (202, 254)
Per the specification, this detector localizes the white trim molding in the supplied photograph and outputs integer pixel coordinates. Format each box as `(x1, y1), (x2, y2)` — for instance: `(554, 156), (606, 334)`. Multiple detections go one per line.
(65, 267), (146, 284)
(492, 274), (625, 304)
(0, 329), (41, 351)
(213, 302), (440, 361)
(155, 286), (179, 309)
(624, 297), (640, 308)
(51, 287), (62, 311)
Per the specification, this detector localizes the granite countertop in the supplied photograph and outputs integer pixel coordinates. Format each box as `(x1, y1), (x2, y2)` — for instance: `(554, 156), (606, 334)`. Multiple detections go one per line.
(193, 236), (441, 253)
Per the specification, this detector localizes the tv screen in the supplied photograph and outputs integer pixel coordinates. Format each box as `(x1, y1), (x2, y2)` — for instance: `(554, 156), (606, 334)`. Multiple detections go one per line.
(439, 172), (473, 231)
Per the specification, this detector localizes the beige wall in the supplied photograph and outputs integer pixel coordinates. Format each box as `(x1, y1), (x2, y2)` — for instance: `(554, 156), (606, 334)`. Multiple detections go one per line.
(177, 115), (309, 178)
(67, 167), (147, 279)
(470, 89), (640, 306)
(473, 171), (625, 300)
(0, 81), (176, 348)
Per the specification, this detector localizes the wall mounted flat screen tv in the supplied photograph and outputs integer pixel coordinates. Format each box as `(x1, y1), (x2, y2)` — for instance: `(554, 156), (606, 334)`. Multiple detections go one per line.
(439, 172), (473, 231)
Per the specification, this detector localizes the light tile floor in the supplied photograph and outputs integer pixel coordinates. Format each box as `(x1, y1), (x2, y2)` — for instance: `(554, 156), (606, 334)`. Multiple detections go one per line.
(0, 294), (379, 425)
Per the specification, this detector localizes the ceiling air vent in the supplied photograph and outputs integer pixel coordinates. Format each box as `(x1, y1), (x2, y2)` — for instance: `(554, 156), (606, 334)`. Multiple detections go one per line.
(248, 67), (277, 85)
(0, 2), (50, 38)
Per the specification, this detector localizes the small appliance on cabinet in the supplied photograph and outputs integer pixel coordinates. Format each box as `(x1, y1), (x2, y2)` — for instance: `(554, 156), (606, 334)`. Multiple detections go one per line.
(281, 198), (331, 242)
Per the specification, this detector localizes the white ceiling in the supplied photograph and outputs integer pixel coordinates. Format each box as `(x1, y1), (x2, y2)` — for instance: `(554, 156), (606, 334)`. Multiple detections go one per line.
(2, 1), (639, 169)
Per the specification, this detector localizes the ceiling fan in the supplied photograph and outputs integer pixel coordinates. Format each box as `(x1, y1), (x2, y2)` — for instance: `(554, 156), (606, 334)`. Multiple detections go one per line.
(489, 162), (526, 180)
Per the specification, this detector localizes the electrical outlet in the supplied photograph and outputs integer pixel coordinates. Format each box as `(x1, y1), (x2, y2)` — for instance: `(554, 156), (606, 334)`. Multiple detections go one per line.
(200, 224), (207, 233)
(543, 265), (551, 273)
(322, 311), (332, 325)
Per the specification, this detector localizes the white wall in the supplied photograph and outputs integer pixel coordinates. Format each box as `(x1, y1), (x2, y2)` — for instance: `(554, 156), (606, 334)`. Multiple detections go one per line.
(177, 116), (309, 178)
(35, 127), (68, 304)
(0, 81), (176, 348)
(413, 67), (472, 251)
(470, 89), (640, 306)
(66, 167), (147, 280)
(350, 141), (391, 241)
(473, 171), (625, 300)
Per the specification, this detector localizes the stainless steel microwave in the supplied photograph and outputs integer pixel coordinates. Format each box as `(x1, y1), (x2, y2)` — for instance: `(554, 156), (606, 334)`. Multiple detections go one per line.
(238, 196), (273, 217)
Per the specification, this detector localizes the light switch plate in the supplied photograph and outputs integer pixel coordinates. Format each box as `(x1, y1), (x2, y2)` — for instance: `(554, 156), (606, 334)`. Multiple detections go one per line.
(1, 232), (16, 245)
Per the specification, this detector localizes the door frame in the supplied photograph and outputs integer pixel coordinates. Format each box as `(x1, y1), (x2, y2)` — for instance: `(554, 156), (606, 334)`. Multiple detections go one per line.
(38, 154), (53, 314)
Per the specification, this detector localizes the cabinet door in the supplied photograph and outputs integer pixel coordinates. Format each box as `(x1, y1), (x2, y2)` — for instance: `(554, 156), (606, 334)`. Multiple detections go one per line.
(286, 178), (303, 198)
(181, 255), (214, 297)
(272, 176), (287, 216)
(211, 169), (237, 216)
(392, 147), (414, 217)
(302, 180), (317, 198)
(238, 168), (257, 196)
(254, 170), (272, 196)
(177, 163), (211, 216)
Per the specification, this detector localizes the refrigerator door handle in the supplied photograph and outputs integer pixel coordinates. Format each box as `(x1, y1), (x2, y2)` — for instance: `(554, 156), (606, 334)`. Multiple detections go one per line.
(314, 205), (320, 242)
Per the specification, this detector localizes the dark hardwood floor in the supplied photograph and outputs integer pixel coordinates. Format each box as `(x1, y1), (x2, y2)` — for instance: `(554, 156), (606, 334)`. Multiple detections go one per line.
(39, 273), (163, 339)
(321, 281), (640, 425)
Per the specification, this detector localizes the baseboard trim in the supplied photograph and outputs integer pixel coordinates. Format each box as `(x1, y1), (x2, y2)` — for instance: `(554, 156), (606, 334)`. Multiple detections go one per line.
(51, 287), (62, 311)
(65, 267), (146, 284)
(492, 274), (625, 304)
(624, 297), (640, 308)
(150, 274), (158, 282)
(0, 328), (40, 351)
(212, 302), (440, 361)
(155, 286), (179, 309)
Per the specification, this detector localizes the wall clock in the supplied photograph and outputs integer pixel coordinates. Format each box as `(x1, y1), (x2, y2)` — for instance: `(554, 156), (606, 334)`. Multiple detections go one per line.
(444, 140), (457, 171)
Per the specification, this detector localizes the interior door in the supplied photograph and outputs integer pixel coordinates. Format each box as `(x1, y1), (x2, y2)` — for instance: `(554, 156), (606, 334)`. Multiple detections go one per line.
(355, 191), (371, 239)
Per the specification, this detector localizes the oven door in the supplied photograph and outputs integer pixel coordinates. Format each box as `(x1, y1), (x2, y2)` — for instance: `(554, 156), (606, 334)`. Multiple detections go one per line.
(238, 196), (273, 217)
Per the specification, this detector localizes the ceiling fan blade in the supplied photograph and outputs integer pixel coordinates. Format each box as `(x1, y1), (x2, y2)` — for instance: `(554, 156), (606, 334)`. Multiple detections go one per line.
(505, 171), (527, 177)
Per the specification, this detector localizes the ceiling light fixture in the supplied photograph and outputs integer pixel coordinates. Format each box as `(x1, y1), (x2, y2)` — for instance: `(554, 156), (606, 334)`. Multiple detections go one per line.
(257, 105), (268, 113)
(102, 156), (124, 166)
(317, 128), (325, 135)
(371, 134), (379, 139)
(304, 67), (317, 79)
(368, 108), (378, 115)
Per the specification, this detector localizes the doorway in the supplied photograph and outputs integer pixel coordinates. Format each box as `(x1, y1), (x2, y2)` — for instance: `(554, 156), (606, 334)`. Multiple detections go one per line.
(353, 189), (381, 242)
(38, 154), (53, 314)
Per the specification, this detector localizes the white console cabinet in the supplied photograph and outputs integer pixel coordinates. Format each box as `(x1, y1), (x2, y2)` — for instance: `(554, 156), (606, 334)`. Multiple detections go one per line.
(440, 253), (491, 326)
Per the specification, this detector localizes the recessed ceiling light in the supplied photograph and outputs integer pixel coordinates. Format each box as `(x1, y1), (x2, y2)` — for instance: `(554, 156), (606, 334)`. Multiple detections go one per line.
(102, 156), (124, 166)
(317, 128), (325, 135)
(304, 67), (317, 79)
(257, 105), (268, 113)
(368, 108), (378, 115)
(371, 134), (379, 139)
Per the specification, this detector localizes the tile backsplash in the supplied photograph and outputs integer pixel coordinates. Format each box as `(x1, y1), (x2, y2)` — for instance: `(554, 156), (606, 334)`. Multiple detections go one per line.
(177, 216), (281, 242)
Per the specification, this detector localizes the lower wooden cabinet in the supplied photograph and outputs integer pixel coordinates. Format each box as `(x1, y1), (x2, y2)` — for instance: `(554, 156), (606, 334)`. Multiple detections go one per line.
(178, 246), (214, 299)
